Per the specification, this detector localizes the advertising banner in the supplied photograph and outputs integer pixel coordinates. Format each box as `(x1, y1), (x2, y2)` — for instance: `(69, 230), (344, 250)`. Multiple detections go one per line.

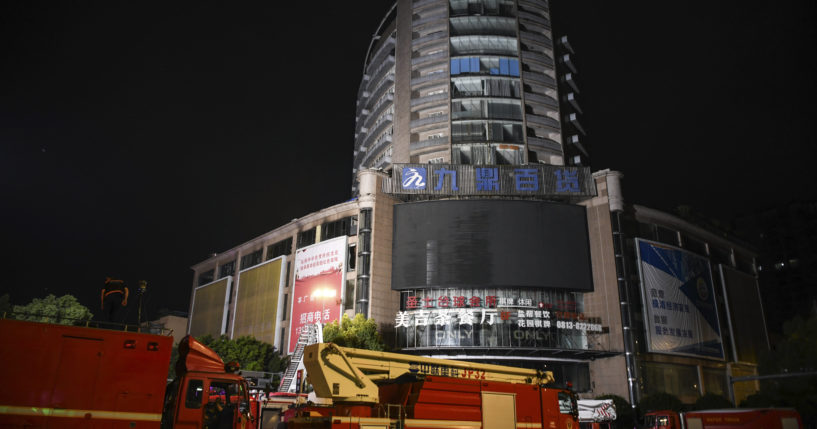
(636, 239), (724, 359)
(288, 236), (347, 353)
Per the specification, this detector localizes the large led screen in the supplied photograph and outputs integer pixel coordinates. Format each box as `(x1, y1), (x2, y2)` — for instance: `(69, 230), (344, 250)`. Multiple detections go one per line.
(391, 200), (593, 291)
(719, 265), (768, 363)
(189, 277), (230, 339)
(232, 257), (286, 347)
(288, 236), (347, 353)
(636, 239), (724, 360)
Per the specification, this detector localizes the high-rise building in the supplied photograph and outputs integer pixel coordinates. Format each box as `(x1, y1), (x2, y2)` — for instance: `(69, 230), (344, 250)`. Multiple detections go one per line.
(186, 0), (768, 408)
(351, 0), (586, 194)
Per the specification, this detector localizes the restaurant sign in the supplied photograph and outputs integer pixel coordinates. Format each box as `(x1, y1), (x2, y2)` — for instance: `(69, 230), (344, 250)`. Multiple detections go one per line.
(394, 294), (602, 333)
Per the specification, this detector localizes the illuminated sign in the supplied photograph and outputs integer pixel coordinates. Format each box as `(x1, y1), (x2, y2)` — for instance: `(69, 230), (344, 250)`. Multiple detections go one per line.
(386, 163), (595, 198)
(394, 294), (602, 333)
(288, 236), (347, 353)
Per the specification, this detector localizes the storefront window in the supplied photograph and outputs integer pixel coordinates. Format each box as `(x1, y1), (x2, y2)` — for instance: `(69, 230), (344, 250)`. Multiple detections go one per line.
(394, 288), (599, 351)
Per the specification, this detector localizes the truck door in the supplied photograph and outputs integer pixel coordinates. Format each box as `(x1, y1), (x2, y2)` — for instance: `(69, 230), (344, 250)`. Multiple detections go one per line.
(203, 379), (249, 429)
(173, 378), (206, 429)
(482, 392), (516, 429)
(47, 336), (104, 429)
(557, 392), (578, 429)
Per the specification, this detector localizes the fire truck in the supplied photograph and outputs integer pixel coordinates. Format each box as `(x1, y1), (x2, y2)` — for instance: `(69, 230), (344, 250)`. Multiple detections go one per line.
(0, 317), (252, 428)
(642, 408), (803, 429)
(281, 342), (580, 429)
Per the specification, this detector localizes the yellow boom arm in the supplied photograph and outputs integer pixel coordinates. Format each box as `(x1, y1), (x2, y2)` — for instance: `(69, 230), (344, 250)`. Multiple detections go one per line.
(302, 343), (555, 405)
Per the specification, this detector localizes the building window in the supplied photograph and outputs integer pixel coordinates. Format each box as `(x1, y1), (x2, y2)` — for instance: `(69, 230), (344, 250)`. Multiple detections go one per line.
(198, 269), (214, 286)
(267, 237), (293, 260)
(240, 249), (263, 270)
(345, 279), (356, 311)
(321, 216), (359, 241)
(218, 261), (235, 279)
(655, 225), (679, 246)
(297, 228), (316, 249)
(348, 244), (357, 271)
(282, 294), (288, 321)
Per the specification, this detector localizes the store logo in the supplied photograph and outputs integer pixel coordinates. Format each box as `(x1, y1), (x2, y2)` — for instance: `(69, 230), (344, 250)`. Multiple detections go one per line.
(402, 167), (427, 190)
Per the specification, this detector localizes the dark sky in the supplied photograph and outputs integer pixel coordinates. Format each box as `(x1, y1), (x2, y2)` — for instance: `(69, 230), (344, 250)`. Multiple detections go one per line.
(1, 2), (815, 317)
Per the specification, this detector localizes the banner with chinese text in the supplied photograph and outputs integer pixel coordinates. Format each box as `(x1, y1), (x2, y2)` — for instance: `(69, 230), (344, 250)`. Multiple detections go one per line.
(636, 239), (724, 360)
(386, 163), (595, 198)
(288, 236), (347, 353)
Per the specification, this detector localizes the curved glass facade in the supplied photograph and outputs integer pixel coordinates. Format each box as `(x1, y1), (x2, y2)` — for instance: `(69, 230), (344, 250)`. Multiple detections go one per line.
(449, 0), (525, 165)
(353, 0), (572, 192)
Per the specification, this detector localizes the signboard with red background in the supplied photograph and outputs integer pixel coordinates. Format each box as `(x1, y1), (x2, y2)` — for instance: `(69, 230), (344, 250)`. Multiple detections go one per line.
(288, 236), (347, 353)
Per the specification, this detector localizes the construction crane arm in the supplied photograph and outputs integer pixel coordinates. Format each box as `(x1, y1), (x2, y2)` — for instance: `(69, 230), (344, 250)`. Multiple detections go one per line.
(301, 343), (555, 405)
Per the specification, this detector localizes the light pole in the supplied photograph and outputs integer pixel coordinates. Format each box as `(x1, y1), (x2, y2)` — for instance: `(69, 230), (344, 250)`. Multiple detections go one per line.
(137, 280), (147, 331)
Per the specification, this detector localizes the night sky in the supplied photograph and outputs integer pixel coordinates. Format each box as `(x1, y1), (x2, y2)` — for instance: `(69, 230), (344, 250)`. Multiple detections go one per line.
(1, 2), (815, 319)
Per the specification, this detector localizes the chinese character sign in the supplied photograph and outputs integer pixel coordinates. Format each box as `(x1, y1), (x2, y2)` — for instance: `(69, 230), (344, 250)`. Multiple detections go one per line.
(390, 164), (594, 197)
(636, 239), (724, 359)
(288, 236), (347, 353)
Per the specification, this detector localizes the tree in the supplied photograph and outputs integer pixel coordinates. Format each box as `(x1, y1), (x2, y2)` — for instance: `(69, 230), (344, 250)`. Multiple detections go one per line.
(323, 313), (387, 351)
(595, 394), (634, 429)
(741, 314), (817, 427)
(13, 294), (93, 325)
(198, 334), (285, 373)
(638, 392), (684, 415)
(0, 294), (11, 315)
(693, 393), (733, 410)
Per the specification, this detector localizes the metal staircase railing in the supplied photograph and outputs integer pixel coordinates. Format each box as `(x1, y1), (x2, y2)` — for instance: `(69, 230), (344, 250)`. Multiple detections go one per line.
(279, 323), (321, 392)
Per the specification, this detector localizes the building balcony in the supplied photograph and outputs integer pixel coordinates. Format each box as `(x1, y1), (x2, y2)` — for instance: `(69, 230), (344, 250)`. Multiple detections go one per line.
(372, 154), (392, 170)
(523, 91), (559, 108)
(518, 0), (549, 13)
(527, 135), (562, 152)
(361, 115), (394, 149)
(411, 50), (448, 67)
(522, 71), (556, 88)
(410, 135), (448, 152)
(521, 50), (554, 68)
(413, 0), (445, 10)
(411, 92), (449, 109)
(367, 55), (395, 89)
(412, 30), (447, 47)
(363, 94), (394, 131)
(410, 113), (448, 129)
(410, 72), (448, 88)
(412, 11), (447, 28)
(526, 113), (561, 131)
(360, 133), (394, 167)
(367, 74), (395, 107)
(518, 11), (551, 30)
(520, 32), (553, 52)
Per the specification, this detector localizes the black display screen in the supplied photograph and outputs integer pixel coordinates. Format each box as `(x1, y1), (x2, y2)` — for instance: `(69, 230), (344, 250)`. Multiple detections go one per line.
(391, 200), (594, 291)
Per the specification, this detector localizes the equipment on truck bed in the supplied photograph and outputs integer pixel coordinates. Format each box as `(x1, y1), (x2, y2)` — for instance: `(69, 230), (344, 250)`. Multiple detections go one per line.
(282, 342), (578, 429)
(0, 317), (252, 429)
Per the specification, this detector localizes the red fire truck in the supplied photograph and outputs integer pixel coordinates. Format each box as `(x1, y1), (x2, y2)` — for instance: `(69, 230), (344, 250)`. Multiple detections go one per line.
(0, 317), (252, 428)
(643, 408), (803, 429)
(281, 342), (580, 429)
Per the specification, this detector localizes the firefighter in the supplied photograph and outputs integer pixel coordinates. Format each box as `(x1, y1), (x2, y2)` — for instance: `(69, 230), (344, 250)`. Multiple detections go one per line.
(101, 277), (129, 323)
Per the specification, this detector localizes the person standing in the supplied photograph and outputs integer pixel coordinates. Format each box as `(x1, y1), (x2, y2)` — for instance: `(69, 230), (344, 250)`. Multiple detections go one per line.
(101, 277), (129, 324)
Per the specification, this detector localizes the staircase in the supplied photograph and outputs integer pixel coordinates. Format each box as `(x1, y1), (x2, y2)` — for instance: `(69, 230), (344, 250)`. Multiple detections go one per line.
(279, 323), (322, 392)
